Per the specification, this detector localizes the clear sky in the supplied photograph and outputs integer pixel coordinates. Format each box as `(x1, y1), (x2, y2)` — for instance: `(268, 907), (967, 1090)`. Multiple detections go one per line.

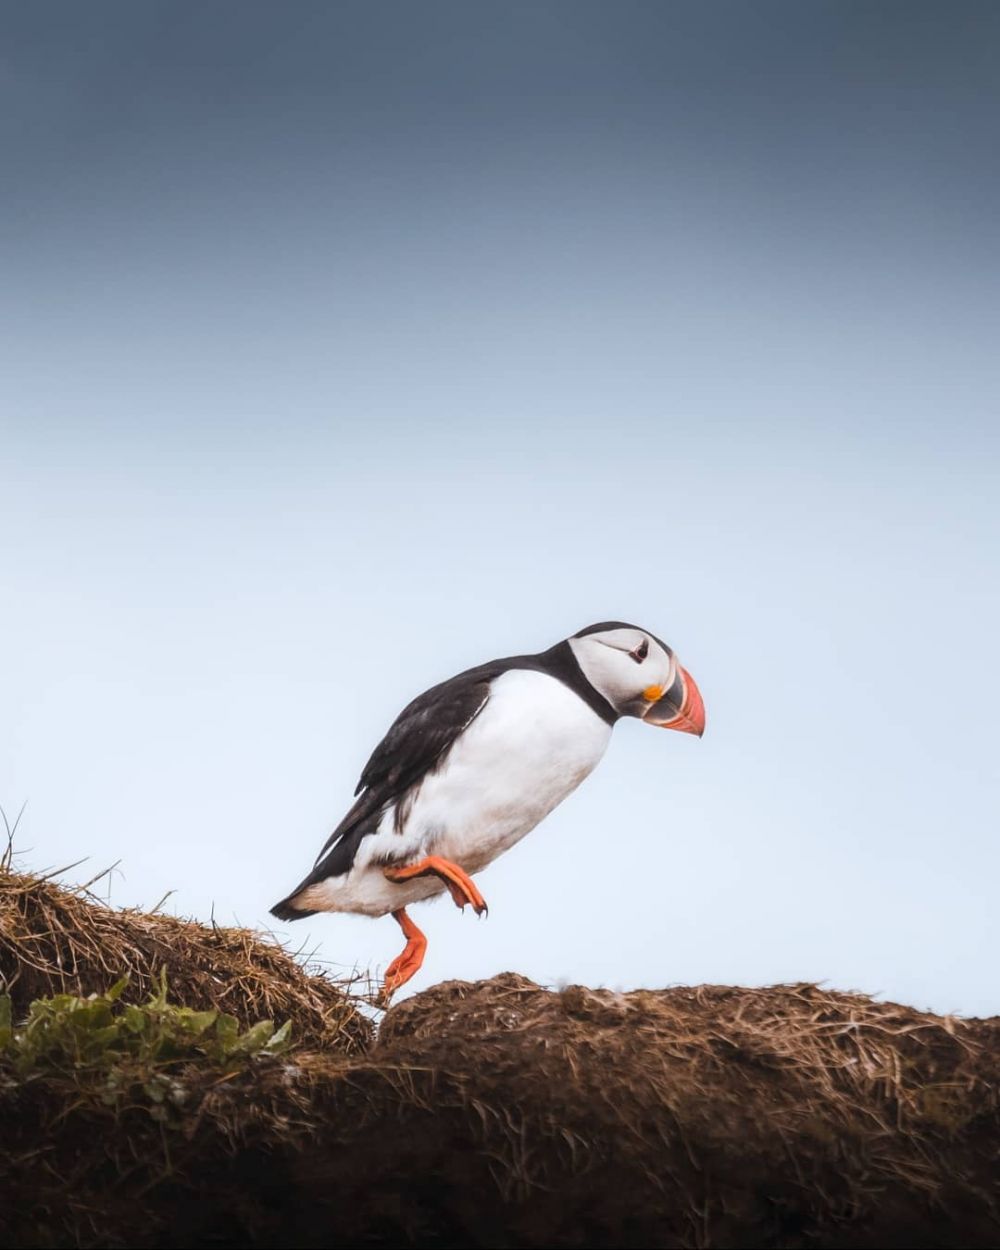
(2, 3), (998, 1014)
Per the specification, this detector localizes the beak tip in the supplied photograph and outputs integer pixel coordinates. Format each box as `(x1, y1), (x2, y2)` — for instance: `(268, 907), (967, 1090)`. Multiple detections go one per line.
(684, 667), (706, 738)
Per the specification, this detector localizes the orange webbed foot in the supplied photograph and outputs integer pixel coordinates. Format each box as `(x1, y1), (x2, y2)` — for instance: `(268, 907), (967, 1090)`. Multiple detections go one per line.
(383, 855), (488, 917)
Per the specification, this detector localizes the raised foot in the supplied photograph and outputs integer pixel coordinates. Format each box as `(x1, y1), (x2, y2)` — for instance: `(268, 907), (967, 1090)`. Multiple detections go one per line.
(383, 855), (488, 917)
(381, 907), (428, 1002)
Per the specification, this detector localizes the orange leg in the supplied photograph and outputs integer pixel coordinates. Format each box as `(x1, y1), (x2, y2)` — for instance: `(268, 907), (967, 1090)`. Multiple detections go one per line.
(383, 855), (488, 916)
(382, 907), (428, 1000)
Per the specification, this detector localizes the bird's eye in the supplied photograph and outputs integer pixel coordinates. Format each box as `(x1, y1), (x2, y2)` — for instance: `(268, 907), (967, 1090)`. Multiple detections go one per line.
(630, 639), (649, 664)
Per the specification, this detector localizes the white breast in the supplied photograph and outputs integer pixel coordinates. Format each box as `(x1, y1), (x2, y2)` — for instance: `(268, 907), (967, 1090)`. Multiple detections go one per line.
(303, 668), (613, 917)
(405, 667), (613, 871)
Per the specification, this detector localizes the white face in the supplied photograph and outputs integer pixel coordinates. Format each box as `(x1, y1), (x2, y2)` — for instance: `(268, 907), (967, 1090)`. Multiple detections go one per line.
(568, 626), (676, 719)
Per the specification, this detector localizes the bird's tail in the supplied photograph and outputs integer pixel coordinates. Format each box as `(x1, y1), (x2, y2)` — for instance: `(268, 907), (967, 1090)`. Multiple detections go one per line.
(270, 823), (370, 922)
(269, 891), (317, 922)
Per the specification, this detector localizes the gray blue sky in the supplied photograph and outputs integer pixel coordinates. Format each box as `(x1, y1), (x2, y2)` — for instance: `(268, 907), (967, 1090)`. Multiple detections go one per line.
(2, 3), (998, 1013)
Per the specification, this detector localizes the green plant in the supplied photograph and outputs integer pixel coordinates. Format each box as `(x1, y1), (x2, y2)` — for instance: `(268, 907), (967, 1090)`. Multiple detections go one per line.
(0, 971), (291, 1107)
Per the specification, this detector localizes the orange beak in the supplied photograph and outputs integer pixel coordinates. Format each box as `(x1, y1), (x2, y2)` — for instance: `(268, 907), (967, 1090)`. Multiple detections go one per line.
(642, 665), (706, 737)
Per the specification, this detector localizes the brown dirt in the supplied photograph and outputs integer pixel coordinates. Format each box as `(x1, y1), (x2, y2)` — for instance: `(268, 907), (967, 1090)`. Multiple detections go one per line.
(2, 871), (999, 1249)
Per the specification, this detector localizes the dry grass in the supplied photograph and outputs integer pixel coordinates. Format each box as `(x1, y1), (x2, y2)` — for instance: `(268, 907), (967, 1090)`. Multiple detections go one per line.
(355, 974), (1000, 1248)
(1, 866), (999, 1248)
(0, 867), (371, 1055)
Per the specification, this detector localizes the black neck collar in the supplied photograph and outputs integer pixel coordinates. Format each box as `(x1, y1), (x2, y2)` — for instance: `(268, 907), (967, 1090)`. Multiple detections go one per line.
(534, 641), (619, 727)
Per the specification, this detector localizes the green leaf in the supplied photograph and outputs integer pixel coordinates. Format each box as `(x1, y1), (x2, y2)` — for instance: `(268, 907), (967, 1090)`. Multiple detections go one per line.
(176, 1008), (217, 1037)
(149, 968), (169, 1010)
(214, 1014), (239, 1044)
(122, 1005), (148, 1034)
(106, 976), (130, 1002)
(89, 1025), (122, 1050)
(228, 1019), (275, 1056)
(265, 1020), (292, 1053)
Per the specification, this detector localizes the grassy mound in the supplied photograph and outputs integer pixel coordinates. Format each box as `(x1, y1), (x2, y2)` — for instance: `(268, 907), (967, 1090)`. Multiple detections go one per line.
(2, 870), (999, 1248)
(0, 868), (370, 1053)
(366, 975), (1000, 1248)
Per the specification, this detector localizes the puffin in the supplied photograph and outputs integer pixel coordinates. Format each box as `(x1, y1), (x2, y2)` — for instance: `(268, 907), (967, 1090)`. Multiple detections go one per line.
(271, 622), (705, 997)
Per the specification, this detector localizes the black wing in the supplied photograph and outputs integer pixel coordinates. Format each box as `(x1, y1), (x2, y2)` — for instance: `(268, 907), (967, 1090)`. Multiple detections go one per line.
(353, 669), (494, 804)
(270, 665), (496, 919)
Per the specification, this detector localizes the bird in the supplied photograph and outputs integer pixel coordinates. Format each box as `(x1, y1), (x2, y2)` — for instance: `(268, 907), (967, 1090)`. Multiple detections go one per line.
(270, 621), (705, 997)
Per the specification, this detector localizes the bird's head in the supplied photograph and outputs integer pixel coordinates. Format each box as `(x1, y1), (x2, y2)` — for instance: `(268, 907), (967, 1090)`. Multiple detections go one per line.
(567, 622), (705, 735)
